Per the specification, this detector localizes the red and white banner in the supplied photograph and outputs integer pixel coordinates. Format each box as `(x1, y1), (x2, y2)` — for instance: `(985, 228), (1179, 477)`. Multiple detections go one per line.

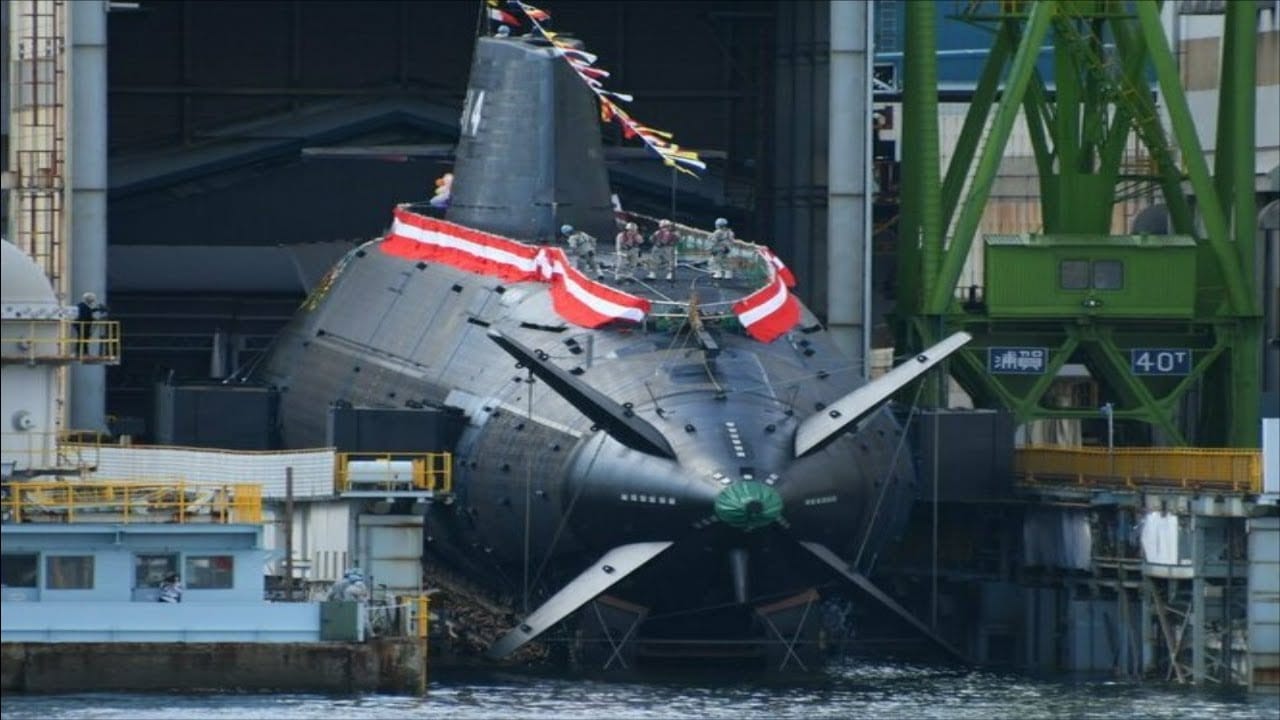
(379, 207), (649, 328)
(732, 274), (800, 343)
(755, 246), (797, 288)
(382, 207), (540, 283)
(536, 247), (649, 326)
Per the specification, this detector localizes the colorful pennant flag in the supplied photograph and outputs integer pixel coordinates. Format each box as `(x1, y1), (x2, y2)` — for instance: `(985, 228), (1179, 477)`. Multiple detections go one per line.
(512, 0), (705, 177)
(486, 0), (520, 26)
(515, 1), (549, 22)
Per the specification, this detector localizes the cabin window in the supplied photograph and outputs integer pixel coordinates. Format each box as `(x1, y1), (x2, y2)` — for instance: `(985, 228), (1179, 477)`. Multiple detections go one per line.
(1, 554), (38, 588)
(45, 555), (94, 589)
(185, 555), (234, 589)
(1092, 260), (1123, 290)
(134, 554), (179, 588)
(1059, 259), (1123, 290)
(1059, 260), (1090, 290)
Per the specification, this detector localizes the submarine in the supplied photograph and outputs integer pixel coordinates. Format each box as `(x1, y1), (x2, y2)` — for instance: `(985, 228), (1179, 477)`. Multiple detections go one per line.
(250, 27), (971, 670)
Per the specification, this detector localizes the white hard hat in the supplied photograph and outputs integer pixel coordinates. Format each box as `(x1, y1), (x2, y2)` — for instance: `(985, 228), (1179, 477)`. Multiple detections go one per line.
(82, 292), (97, 304)
(659, 219), (673, 228)
(625, 222), (637, 231)
(715, 218), (729, 228)
(561, 224), (574, 235)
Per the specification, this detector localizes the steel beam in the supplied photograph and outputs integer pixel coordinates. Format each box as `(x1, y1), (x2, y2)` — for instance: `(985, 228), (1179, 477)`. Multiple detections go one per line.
(1134, 1), (1253, 316)
(926, 1), (1053, 313)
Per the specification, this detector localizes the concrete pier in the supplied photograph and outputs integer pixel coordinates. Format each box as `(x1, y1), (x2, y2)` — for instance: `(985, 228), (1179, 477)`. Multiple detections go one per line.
(0, 639), (424, 694)
(875, 458), (1277, 692)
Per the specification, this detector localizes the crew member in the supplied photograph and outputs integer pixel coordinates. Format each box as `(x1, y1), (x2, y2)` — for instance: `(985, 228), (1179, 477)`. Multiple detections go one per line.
(614, 221), (644, 280)
(561, 224), (601, 278)
(709, 218), (735, 279)
(158, 572), (184, 603)
(327, 567), (371, 603)
(75, 292), (108, 357)
(647, 219), (679, 280)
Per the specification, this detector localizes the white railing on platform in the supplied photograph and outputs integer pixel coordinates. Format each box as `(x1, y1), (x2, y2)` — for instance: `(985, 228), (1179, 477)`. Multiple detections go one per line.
(84, 445), (336, 499)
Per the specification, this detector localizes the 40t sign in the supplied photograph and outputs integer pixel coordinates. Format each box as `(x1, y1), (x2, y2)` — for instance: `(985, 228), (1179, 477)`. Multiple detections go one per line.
(1130, 348), (1191, 376)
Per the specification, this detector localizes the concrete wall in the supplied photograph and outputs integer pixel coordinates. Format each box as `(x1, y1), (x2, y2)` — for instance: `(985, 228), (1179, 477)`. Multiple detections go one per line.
(2, 602), (319, 643)
(0, 638), (423, 693)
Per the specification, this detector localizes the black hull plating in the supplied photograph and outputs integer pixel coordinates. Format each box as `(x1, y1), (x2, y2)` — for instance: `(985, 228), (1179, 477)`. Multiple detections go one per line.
(255, 241), (919, 654)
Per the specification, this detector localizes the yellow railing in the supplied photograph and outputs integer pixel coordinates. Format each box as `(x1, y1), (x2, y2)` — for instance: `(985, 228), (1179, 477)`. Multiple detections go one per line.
(334, 452), (452, 494)
(0, 480), (263, 524)
(1015, 446), (1262, 493)
(1, 430), (107, 472)
(0, 320), (121, 364)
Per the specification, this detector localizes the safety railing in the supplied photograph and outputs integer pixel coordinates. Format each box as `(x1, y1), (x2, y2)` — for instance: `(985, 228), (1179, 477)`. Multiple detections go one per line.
(0, 320), (121, 364)
(1015, 446), (1261, 493)
(334, 452), (452, 494)
(1, 430), (107, 473)
(0, 480), (264, 524)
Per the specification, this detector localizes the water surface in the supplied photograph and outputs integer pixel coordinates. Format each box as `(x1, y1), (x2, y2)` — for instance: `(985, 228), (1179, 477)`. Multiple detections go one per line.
(2, 660), (1275, 719)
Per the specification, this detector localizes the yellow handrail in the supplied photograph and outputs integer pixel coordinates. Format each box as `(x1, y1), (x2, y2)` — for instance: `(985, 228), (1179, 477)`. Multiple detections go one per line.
(1, 430), (104, 472)
(334, 452), (453, 494)
(1015, 446), (1261, 493)
(0, 480), (263, 524)
(0, 319), (121, 364)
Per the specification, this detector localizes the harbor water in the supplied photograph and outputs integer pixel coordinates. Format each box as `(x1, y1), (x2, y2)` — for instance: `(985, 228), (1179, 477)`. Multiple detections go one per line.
(2, 660), (1276, 719)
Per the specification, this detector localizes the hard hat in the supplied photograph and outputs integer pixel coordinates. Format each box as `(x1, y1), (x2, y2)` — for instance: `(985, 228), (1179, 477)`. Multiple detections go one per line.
(715, 218), (729, 228)
(659, 219), (673, 228)
(82, 292), (97, 304)
(625, 222), (637, 231)
(561, 225), (574, 235)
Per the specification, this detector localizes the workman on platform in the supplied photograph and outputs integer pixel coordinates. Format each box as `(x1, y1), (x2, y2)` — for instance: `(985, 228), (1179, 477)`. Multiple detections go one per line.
(561, 224), (601, 278)
(709, 218), (735, 279)
(646, 219), (680, 280)
(614, 221), (644, 280)
(75, 292), (108, 356)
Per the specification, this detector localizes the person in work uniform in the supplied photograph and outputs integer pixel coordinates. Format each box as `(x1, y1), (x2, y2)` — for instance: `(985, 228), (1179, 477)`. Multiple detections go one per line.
(75, 292), (108, 357)
(158, 572), (184, 603)
(709, 217), (735, 279)
(614, 221), (644, 281)
(646, 219), (680, 280)
(561, 224), (601, 278)
(326, 567), (371, 603)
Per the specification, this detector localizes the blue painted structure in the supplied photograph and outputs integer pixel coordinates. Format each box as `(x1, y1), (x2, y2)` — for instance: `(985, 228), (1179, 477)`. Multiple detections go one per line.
(0, 523), (321, 643)
(873, 1), (1131, 93)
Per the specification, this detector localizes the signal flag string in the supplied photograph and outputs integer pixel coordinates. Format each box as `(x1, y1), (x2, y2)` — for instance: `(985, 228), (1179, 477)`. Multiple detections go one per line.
(508, 1), (707, 177)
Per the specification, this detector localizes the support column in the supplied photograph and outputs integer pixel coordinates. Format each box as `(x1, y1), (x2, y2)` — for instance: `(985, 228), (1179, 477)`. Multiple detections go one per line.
(1248, 516), (1280, 693)
(1141, 578), (1156, 676)
(1192, 514), (1207, 683)
(826, 0), (872, 373)
(68, 0), (108, 432)
(773, 2), (824, 310)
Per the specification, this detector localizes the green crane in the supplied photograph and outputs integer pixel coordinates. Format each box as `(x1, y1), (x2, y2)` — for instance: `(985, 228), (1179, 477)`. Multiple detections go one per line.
(894, 0), (1262, 447)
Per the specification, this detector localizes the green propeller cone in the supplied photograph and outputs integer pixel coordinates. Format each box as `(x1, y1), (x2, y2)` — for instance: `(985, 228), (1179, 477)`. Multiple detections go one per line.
(714, 481), (783, 531)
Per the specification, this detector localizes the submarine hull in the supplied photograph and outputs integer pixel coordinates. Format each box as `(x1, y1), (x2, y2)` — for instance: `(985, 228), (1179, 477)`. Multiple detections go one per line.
(254, 239), (918, 664)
